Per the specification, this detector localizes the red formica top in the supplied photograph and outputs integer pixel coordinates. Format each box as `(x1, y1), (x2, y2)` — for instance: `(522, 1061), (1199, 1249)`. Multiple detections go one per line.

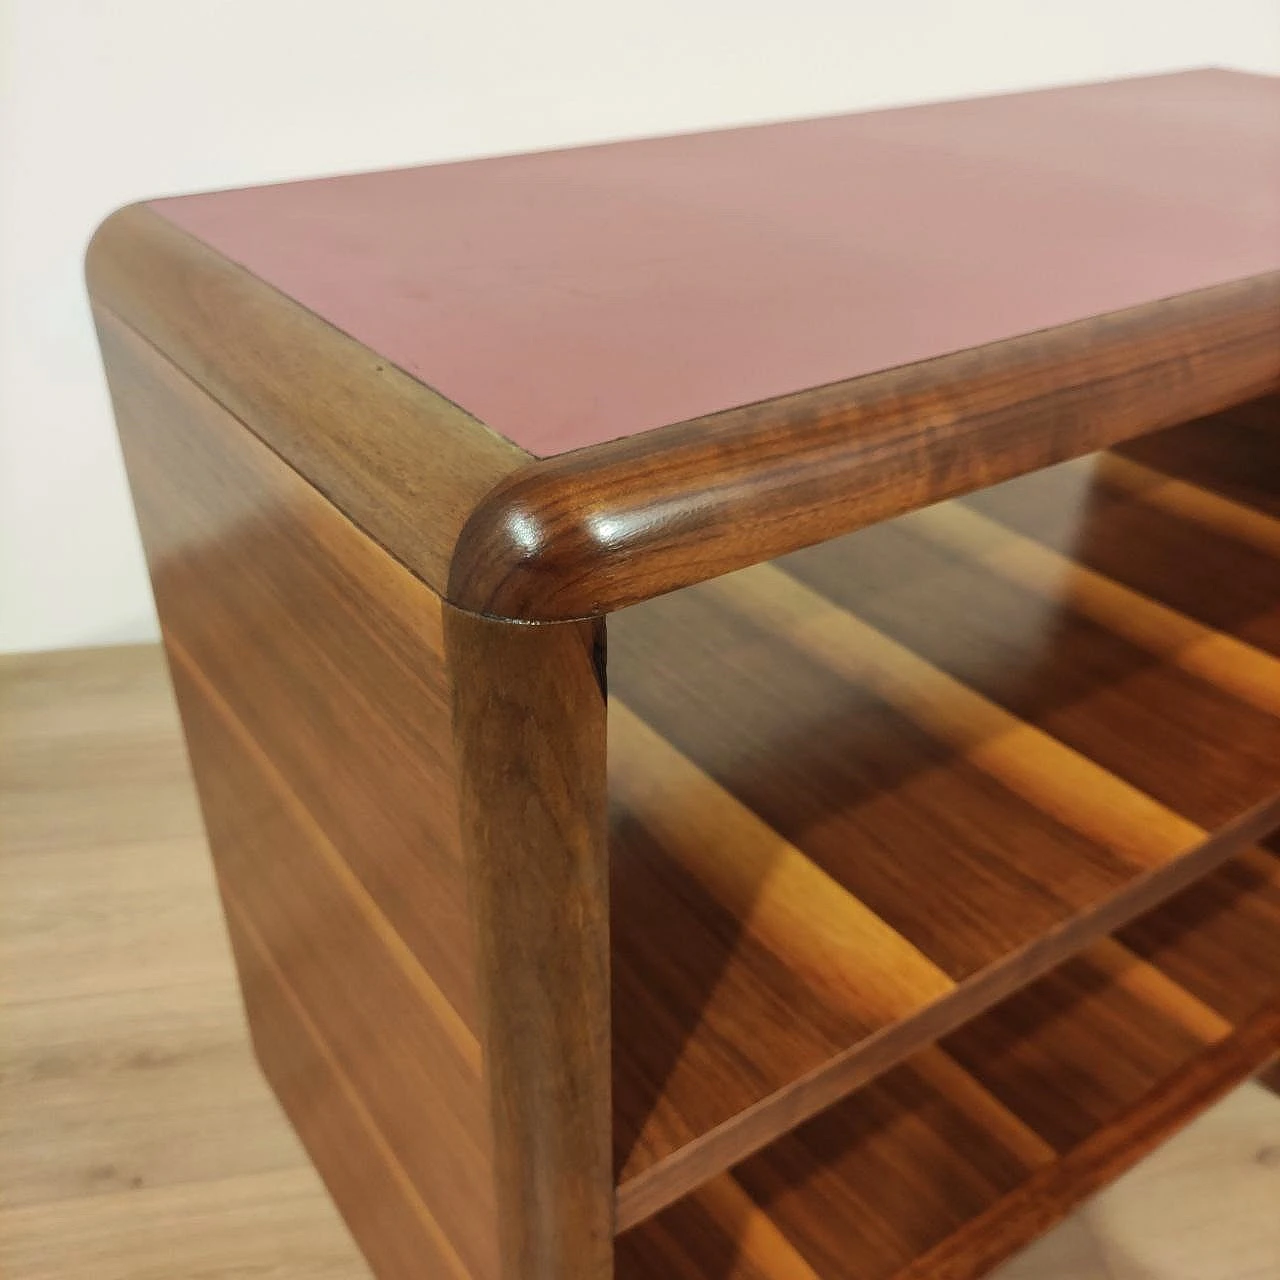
(153, 69), (1280, 459)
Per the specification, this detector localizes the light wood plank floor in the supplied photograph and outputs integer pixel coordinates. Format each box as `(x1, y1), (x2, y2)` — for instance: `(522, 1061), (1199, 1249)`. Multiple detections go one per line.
(2, 644), (1277, 1280)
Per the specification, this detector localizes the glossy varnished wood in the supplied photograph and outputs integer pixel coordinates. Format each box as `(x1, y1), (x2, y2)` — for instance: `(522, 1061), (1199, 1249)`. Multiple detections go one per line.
(87, 100), (1280, 625)
(446, 607), (613, 1280)
(608, 410), (1280, 1225)
(448, 275), (1280, 618)
(615, 848), (1280, 1280)
(85, 72), (1280, 1280)
(86, 204), (527, 602)
(1116, 395), (1280, 520)
(94, 309), (612, 1280)
(7, 643), (1278, 1280)
(95, 309), (494, 1278)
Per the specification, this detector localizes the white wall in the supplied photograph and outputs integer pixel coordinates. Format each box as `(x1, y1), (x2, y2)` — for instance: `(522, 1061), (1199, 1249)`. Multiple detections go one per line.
(3, 1), (1278, 653)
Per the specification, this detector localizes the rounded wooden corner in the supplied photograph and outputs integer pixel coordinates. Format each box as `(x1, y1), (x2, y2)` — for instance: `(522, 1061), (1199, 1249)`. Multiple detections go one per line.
(446, 463), (628, 622)
(445, 430), (827, 622)
(85, 201), (155, 302)
(447, 272), (1280, 623)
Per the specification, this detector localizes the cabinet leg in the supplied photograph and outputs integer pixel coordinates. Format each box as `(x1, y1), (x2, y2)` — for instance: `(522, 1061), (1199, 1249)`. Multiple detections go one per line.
(447, 605), (614, 1280)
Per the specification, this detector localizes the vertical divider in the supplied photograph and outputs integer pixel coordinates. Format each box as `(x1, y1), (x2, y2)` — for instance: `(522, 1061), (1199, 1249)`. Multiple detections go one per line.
(446, 606), (614, 1279)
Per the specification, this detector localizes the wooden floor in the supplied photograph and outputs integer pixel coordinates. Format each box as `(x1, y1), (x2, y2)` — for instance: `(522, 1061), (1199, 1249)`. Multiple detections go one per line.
(1, 643), (1277, 1279)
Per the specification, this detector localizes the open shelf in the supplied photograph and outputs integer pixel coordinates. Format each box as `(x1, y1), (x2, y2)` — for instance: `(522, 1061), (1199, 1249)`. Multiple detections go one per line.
(614, 839), (1280, 1278)
(607, 401), (1280, 1227)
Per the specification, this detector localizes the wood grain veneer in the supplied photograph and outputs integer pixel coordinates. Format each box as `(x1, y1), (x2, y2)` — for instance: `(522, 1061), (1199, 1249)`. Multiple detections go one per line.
(615, 846), (1280, 1280)
(449, 277), (1280, 619)
(8, 643), (1279, 1280)
(87, 69), (1280, 1280)
(94, 309), (612, 1280)
(608, 407), (1280, 1226)
(446, 607), (613, 1280)
(86, 204), (527, 604)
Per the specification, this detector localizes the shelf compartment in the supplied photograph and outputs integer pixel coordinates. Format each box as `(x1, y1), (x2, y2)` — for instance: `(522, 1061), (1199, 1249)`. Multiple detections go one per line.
(608, 402), (1280, 1226)
(615, 841), (1280, 1278)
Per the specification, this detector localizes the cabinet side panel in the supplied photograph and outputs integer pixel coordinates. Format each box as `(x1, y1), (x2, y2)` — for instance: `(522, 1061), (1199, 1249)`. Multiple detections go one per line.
(94, 309), (499, 1280)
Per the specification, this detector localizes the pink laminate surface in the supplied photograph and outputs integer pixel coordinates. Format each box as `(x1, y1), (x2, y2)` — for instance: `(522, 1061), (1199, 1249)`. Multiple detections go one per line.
(153, 70), (1280, 458)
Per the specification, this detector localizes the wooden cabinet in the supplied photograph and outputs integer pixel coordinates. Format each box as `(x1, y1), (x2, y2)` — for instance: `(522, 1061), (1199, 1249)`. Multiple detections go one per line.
(89, 69), (1280, 1280)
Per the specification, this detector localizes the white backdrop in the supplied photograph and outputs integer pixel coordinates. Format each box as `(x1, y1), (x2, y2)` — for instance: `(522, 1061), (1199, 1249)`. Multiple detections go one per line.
(3, 1), (1279, 653)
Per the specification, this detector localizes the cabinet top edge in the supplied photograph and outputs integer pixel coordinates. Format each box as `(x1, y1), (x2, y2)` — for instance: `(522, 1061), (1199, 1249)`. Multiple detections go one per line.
(86, 204), (1280, 621)
(134, 68), (1280, 463)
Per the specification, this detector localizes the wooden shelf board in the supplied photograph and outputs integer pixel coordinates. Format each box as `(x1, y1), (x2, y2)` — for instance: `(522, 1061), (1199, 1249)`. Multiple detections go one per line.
(614, 840), (1280, 1278)
(608, 403), (1280, 1225)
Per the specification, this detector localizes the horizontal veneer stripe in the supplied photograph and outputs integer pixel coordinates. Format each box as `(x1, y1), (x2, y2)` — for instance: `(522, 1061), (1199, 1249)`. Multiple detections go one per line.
(98, 308), (481, 1027)
(898, 1046), (1058, 1170)
(1088, 451), (1280, 560)
(169, 645), (497, 1276)
(610, 701), (954, 1016)
(903, 500), (1280, 717)
(676, 1175), (826, 1280)
(706, 564), (1208, 866)
(226, 897), (473, 1280)
(1084, 938), (1233, 1044)
(1113, 399), (1280, 519)
(168, 634), (479, 1071)
(617, 857), (1280, 1278)
(611, 422), (1280, 1228)
(898, 999), (1280, 1280)
(676, 1042), (1058, 1280)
